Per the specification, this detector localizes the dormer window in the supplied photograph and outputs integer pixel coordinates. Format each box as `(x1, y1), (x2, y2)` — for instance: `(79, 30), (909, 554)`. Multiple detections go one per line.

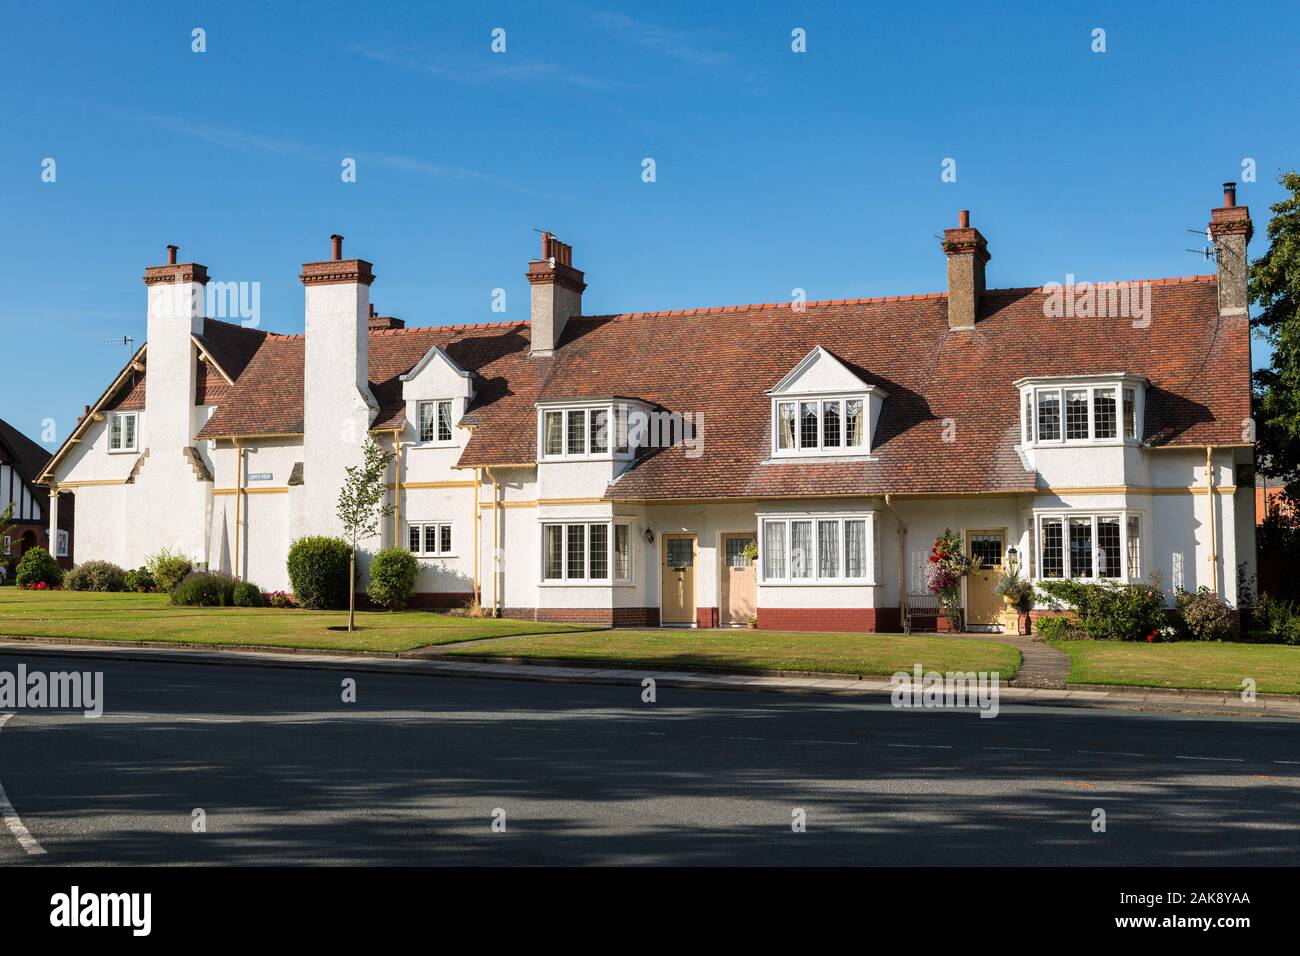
(775, 398), (866, 453)
(539, 401), (637, 461)
(418, 400), (453, 444)
(768, 347), (884, 458)
(1016, 375), (1145, 448)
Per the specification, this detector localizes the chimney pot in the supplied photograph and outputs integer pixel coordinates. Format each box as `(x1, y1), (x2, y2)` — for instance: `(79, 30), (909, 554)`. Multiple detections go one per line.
(958, 210), (970, 229)
(330, 234), (344, 261)
(1223, 182), (1237, 207)
(166, 244), (178, 265)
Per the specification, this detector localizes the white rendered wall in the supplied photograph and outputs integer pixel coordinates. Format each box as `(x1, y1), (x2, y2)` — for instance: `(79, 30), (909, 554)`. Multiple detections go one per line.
(302, 281), (372, 540)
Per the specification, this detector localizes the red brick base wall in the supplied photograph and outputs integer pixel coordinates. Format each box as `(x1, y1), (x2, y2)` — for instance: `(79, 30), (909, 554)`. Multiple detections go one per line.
(501, 607), (660, 627)
(695, 606), (719, 628)
(354, 591), (473, 611)
(756, 607), (900, 633)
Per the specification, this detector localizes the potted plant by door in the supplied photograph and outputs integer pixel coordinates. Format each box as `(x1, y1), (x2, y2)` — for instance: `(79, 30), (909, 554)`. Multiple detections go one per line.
(993, 557), (1033, 635)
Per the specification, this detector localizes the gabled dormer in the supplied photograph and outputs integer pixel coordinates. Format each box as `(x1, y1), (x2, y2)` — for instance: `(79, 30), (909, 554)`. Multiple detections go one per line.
(400, 345), (475, 447)
(767, 347), (887, 458)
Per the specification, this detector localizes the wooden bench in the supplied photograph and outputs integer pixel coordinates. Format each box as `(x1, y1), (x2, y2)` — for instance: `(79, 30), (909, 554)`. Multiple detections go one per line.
(902, 593), (943, 634)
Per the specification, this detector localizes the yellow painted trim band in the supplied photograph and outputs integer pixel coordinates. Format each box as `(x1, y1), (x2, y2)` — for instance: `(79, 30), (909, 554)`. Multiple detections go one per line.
(384, 480), (477, 491)
(213, 487), (290, 496)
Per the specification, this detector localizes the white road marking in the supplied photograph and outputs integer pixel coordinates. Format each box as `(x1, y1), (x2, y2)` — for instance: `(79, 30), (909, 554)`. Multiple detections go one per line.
(887, 743), (952, 750)
(1273, 760), (1300, 766)
(1079, 750), (1147, 758)
(0, 715), (47, 856)
(984, 746), (1051, 753)
(793, 739), (858, 747)
(1175, 755), (1244, 763)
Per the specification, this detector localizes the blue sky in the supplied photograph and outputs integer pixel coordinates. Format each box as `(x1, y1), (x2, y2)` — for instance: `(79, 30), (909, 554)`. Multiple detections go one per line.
(2, 0), (1296, 448)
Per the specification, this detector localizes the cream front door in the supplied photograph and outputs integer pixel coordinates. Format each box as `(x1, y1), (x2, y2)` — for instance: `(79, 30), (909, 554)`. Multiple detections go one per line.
(721, 533), (757, 625)
(661, 534), (697, 625)
(965, 529), (1005, 627)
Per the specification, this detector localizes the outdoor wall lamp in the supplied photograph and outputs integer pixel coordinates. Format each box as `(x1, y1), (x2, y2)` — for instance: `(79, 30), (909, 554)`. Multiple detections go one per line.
(644, 528), (655, 544)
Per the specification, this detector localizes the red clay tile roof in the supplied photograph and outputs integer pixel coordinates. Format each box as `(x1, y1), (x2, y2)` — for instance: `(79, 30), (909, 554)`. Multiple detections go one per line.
(102, 368), (145, 411)
(195, 319), (268, 381)
(191, 274), (1248, 500)
(195, 322), (533, 439)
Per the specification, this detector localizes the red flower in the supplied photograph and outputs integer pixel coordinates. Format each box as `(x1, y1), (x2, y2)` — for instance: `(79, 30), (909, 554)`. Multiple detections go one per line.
(1146, 633), (1155, 642)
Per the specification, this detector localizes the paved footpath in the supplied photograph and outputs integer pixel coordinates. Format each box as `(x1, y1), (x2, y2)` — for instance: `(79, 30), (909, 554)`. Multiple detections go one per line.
(988, 636), (1071, 690)
(0, 636), (1294, 720)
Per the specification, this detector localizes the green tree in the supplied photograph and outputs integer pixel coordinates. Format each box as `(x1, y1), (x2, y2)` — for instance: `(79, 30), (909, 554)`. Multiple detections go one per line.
(1251, 170), (1300, 502)
(336, 437), (394, 631)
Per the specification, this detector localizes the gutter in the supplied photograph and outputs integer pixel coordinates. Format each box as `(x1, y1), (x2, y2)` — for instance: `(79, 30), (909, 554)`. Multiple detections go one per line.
(1206, 446), (1218, 594)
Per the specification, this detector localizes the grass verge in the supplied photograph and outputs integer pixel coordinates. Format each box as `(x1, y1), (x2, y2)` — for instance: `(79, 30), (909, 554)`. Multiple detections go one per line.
(1050, 638), (1300, 694)
(0, 589), (597, 654)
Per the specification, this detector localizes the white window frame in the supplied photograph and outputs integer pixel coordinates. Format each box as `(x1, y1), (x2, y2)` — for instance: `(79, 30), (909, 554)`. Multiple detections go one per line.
(758, 512), (875, 585)
(537, 403), (636, 462)
(416, 400), (455, 446)
(771, 395), (869, 458)
(55, 529), (69, 558)
(1019, 377), (1144, 449)
(1032, 511), (1142, 583)
(539, 519), (633, 585)
(107, 410), (139, 453)
(407, 521), (455, 557)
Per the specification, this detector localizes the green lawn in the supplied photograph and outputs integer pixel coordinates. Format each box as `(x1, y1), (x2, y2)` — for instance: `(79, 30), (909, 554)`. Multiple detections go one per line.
(0, 589), (597, 654)
(444, 627), (1022, 679)
(1051, 638), (1300, 694)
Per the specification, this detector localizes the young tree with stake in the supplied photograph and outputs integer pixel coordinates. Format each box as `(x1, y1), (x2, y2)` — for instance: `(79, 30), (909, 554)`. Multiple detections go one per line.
(336, 438), (394, 631)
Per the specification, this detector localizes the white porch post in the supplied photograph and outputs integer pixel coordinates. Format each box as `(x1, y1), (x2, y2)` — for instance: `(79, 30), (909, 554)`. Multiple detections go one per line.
(47, 486), (60, 556)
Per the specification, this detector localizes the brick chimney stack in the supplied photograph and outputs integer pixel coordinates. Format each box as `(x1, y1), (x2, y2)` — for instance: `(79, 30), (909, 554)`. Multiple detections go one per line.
(527, 232), (586, 357)
(942, 210), (989, 331)
(1208, 182), (1252, 317)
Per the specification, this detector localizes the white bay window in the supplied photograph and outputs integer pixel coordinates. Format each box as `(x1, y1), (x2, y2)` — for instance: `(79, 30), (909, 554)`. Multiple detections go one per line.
(1035, 512), (1142, 582)
(760, 513), (874, 584)
(542, 520), (633, 584)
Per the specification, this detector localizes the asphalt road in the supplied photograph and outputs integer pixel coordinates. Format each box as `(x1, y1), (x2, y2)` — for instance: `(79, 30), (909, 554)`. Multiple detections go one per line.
(1, 649), (1298, 865)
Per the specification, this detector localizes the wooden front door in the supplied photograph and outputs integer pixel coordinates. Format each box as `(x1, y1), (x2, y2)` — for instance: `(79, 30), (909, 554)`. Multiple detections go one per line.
(721, 533), (757, 625)
(965, 529), (1005, 626)
(661, 534), (697, 625)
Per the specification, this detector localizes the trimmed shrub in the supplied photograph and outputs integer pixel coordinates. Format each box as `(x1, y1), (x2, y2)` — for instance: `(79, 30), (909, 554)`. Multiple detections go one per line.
(171, 571), (237, 607)
(367, 547), (420, 610)
(124, 567), (157, 593)
(1175, 587), (1235, 642)
(231, 581), (265, 607)
(1034, 615), (1088, 641)
(65, 559), (128, 592)
(15, 547), (63, 589)
(286, 536), (352, 610)
(1036, 579), (1168, 641)
(146, 548), (193, 594)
